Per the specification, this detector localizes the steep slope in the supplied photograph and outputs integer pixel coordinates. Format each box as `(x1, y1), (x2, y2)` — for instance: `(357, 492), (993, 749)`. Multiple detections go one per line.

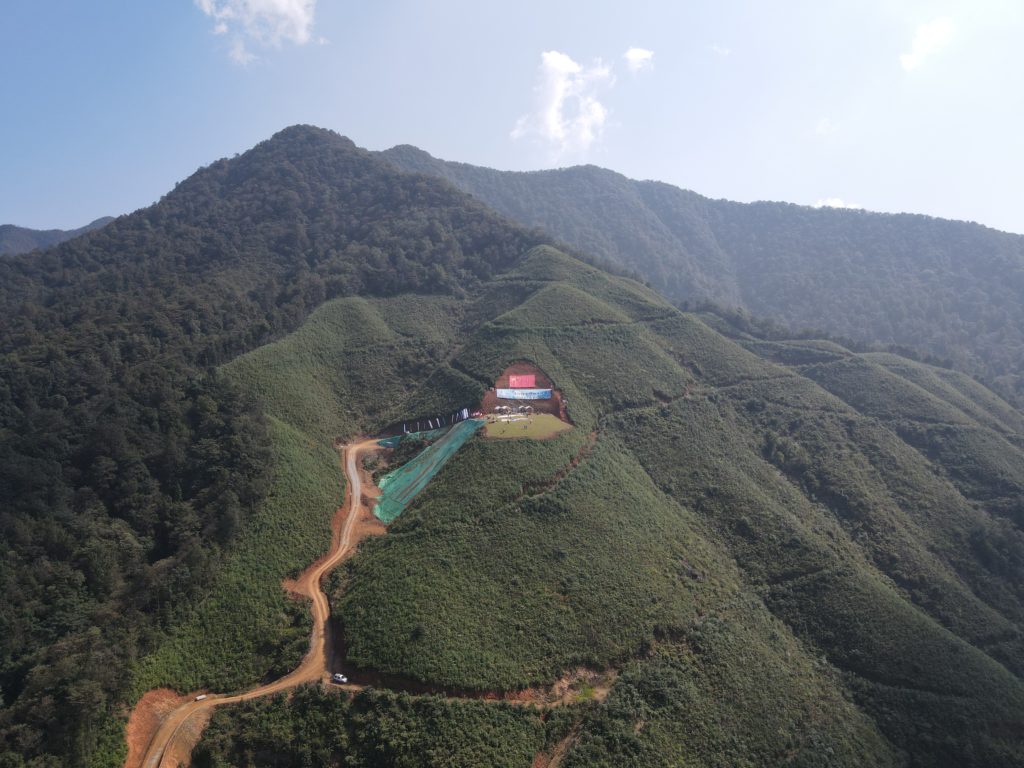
(0, 125), (543, 767)
(198, 245), (1024, 766)
(380, 145), (1024, 403)
(131, 293), (482, 699)
(0, 216), (114, 256)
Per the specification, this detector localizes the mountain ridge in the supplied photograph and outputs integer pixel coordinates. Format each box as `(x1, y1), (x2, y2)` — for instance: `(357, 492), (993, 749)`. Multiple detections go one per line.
(380, 144), (1024, 404)
(3, 124), (1024, 767)
(0, 123), (548, 767)
(0, 216), (115, 256)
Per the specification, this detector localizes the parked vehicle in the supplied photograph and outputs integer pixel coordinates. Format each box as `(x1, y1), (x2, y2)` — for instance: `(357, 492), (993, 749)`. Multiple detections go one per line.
(331, 673), (348, 684)
(195, 694), (208, 701)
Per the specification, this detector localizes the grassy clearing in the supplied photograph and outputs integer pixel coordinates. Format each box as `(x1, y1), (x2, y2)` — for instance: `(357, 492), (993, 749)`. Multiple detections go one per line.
(483, 413), (572, 440)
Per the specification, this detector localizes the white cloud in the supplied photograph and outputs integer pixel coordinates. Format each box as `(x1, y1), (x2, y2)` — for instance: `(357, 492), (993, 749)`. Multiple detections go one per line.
(511, 51), (615, 159)
(195, 0), (317, 63)
(901, 17), (955, 71)
(623, 47), (654, 73)
(710, 44), (731, 57)
(814, 117), (838, 136)
(813, 198), (863, 210)
(230, 38), (255, 65)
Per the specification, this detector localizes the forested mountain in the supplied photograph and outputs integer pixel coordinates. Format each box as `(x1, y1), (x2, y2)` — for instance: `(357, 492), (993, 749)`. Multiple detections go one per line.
(0, 217), (114, 256)
(0, 125), (542, 766)
(380, 145), (1024, 403)
(5, 125), (1024, 768)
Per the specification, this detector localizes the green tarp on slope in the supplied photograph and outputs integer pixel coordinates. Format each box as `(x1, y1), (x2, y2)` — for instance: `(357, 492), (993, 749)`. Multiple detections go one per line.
(375, 418), (484, 523)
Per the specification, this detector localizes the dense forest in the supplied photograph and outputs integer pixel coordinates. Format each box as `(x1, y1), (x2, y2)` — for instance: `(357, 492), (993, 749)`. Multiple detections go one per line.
(0, 217), (114, 257)
(0, 125), (542, 766)
(381, 145), (1024, 403)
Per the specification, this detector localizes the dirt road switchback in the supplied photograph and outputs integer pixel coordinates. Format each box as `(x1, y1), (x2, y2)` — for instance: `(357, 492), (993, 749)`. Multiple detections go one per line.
(131, 439), (381, 768)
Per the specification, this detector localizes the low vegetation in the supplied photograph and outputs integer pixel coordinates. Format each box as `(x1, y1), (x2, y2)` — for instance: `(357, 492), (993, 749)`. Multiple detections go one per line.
(483, 413), (572, 440)
(331, 249), (1024, 765)
(193, 685), (548, 768)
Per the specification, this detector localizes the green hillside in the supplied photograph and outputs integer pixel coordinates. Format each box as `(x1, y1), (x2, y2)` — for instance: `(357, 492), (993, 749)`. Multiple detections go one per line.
(381, 145), (1024, 404)
(131, 293), (478, 700)
(196, 244), (1024, 766)
(6, 125), (1024, 768)
(0, 125), (542, 767)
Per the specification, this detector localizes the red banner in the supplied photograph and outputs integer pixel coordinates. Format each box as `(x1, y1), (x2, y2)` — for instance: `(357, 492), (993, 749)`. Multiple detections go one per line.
(509, 374), (536, 388)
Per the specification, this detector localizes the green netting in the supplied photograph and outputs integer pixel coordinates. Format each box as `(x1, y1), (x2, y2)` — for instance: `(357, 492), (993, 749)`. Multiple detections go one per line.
(374, 418), (484, 523)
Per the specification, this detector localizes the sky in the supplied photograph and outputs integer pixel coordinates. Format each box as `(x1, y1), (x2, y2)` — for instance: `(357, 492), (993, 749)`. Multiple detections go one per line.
(2, 1), (1023, 234)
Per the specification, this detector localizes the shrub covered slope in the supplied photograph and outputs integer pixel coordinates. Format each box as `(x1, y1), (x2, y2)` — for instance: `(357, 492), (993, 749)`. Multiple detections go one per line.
(204, 245), (1024, 766)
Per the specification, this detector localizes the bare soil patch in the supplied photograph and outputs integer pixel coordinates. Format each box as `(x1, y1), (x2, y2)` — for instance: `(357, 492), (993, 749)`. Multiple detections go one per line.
(157, 707), (212, 768)
(479, 361), (571, 423)
(533, 723), (581, 768)
(124, 689), (190, 768)
(513, 667), (616, 707)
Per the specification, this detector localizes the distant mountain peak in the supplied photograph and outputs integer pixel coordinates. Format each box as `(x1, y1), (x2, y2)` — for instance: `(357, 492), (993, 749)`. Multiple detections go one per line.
(0, 216), (114, 257)
(266, 123), (358, 150)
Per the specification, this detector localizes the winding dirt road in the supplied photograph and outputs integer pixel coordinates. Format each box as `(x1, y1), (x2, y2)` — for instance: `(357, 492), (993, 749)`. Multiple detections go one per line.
(130, 432), (612, 767)
(134, 438), (380, 768)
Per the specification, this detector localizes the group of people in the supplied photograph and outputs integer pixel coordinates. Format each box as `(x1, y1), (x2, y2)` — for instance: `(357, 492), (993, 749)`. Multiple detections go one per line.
(490, 404), (534, 428)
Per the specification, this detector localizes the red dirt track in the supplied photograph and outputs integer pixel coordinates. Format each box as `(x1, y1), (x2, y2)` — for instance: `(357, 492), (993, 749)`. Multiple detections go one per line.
(126, 430), (611, 766)
(127, 439), (382, 768)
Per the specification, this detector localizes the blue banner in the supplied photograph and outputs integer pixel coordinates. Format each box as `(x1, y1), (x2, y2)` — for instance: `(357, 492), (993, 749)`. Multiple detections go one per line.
(496, 388), (552, 400)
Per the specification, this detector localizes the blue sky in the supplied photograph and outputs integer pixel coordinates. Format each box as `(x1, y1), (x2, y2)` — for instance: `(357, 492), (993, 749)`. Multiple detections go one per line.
(3, 1), (1022, 233)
